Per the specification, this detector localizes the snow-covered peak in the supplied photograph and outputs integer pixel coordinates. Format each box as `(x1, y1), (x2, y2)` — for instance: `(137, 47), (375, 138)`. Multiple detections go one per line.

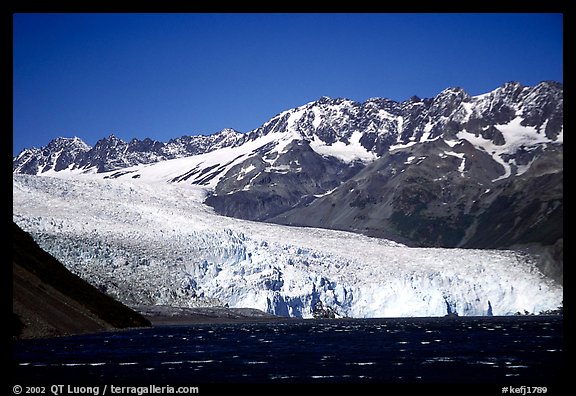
(252, 96), (360, 143)
(13, 136), (92, 174)
(219, 127), (242, 136)
(435, 86), (470, 99)
(428, 87), (471, 118)
(46, 136), (90, 150)
(209, 128), (244, 146)
(101, 133), (121, 141)
(316, 95), (333, 105)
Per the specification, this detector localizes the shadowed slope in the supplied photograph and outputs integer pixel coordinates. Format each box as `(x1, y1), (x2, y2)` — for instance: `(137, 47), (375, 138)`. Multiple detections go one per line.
(13, 222), (150, 339)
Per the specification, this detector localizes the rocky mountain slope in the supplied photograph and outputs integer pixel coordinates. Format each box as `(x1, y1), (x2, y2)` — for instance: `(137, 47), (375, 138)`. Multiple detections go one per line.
(13, 222), (151, 339)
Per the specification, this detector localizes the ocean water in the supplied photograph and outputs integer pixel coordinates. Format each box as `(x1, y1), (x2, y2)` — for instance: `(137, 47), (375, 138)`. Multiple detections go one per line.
(12, 316), (563, 385)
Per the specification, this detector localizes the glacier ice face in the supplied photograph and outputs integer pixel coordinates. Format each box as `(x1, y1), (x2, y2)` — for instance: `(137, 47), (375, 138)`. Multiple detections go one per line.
(13, 174), (562, 318)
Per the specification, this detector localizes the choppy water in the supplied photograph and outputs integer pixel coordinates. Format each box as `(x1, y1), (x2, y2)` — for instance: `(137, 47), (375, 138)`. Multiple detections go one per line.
(12, 316), (563, 384)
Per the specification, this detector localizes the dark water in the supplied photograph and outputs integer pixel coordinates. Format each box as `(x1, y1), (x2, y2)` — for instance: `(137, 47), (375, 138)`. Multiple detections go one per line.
(12, 316), (563, 385)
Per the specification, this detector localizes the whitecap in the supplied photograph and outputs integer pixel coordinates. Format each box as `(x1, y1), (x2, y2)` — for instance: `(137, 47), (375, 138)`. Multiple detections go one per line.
(187, 360), (216, 364)
(347, 362), (376, 366)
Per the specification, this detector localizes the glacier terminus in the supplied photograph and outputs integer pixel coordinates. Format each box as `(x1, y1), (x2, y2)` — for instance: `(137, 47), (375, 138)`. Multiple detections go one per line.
(13, 174), (561, 318)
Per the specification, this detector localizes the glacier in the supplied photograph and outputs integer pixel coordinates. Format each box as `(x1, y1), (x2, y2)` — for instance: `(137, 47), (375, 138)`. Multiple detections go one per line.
(13, 174), (562, 318)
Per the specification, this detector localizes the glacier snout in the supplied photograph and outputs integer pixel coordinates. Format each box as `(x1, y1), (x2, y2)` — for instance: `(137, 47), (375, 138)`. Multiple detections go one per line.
(13, 175), (562, 318)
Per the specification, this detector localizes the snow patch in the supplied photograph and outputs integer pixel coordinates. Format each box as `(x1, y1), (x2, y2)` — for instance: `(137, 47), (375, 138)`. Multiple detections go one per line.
(236, 164), (256, 181)
(389, 141), (418, 151)
(310, 131), (377, 163)
(444, 139), (460, 148)
(456, 118), (554, 182)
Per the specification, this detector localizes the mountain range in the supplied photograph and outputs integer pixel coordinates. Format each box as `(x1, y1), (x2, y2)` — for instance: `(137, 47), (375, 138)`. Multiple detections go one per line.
(13, 81), (563, 281)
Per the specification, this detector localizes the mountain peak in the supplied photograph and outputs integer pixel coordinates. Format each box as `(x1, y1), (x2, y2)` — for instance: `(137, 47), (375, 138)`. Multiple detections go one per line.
(218, 128), (242, 136)
(313, 96), (354, 107)
(100, 134), (123, 143)
(537, 80), (562, 90)
(501, 81), (523, 89)
(45, 136), (90, 149)
(435, 86), (470, 100)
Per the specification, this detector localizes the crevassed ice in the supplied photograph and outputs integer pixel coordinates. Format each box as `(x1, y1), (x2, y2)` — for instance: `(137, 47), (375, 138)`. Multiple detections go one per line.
(12, 174), (562, 318)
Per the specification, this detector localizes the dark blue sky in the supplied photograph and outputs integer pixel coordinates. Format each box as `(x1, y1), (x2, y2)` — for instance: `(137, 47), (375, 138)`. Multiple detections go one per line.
(13, 13), (563, 155)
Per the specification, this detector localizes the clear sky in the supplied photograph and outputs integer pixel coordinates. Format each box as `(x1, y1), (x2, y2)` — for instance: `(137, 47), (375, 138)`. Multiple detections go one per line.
(13, 13), (563, 156)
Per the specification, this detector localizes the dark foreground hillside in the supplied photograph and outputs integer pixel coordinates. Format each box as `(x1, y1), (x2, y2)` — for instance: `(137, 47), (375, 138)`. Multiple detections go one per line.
(13, 222), (150, 339)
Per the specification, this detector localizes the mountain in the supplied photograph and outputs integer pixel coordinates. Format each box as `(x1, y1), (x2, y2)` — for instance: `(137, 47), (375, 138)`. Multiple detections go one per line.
(13, 222), (151, 339)
(13, 137), (91, 174)
(13, 128), (245, 174)
(13, 82), (563, 280)
(207, 82), (563, 253)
